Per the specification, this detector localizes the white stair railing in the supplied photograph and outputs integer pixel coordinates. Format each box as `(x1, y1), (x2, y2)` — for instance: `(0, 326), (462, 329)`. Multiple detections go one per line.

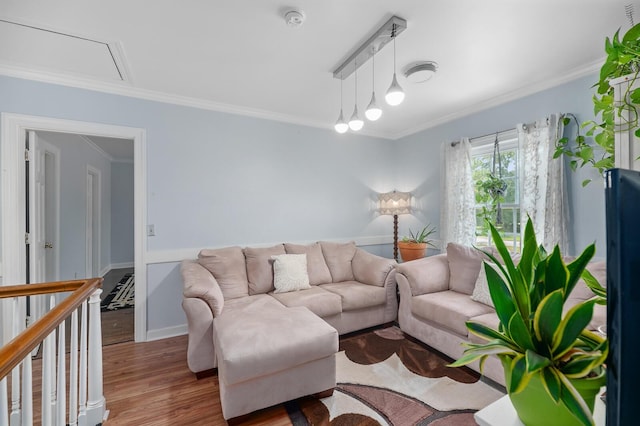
(0, 278), (105, 426)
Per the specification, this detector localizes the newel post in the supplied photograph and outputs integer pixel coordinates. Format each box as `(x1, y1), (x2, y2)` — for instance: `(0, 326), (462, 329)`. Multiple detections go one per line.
(86, 289), (105, 425)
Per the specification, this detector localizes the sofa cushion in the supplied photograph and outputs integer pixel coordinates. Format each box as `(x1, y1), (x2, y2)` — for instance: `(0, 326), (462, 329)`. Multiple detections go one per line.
(319, 281), (387, 311)
(352, 249), (394, 287)
(271, 254), (311, 293)
(214, 304), (338, 385)
(284, 242), (333, 285)
(244, 244), (285, 295)
(471, 262), (507, 308)
(320, 241), (357, 282)
(198, 246), (249, 300)
(411, 290), (494, 337)
(270, 286), (342, 318)
(446, 243), (484, 295)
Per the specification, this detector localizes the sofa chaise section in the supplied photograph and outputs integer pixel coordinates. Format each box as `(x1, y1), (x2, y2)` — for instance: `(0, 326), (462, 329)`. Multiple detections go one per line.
(181, 241), (398, 376)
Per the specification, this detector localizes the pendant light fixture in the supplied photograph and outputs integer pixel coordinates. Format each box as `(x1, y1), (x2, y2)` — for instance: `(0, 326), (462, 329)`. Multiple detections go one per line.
(348, 59), (364, 131)
(334, 74), (349, 133)
(365, 47), (382, 121)
(385, 23), (405, 106)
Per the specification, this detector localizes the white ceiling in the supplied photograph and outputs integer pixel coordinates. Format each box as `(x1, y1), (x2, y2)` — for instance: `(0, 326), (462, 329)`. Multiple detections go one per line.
(0, 1), (634, 139)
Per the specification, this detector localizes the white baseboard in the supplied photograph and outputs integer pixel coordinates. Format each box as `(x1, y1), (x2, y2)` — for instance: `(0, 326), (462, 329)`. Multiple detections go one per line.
(111, 261), (135, 269)
(100, 262), (135, 277)
(146, 324), (188, 342)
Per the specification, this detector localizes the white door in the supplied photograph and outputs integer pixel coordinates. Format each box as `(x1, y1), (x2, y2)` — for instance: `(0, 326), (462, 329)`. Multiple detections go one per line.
(43, 148), (59, 282)
(28, 131), (46, 285)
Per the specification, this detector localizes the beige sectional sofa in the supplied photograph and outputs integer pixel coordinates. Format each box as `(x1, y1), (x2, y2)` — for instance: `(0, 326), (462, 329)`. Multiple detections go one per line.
(395, 242), (606, 386)
(181, 241), (398, 376)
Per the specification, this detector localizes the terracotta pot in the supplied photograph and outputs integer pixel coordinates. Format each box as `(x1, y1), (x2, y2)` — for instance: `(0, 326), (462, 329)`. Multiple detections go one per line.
(398, 242), (427, 262)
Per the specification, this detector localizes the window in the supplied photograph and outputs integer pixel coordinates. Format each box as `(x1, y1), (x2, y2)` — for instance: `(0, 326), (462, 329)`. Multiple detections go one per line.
(471, 131), (521, 252)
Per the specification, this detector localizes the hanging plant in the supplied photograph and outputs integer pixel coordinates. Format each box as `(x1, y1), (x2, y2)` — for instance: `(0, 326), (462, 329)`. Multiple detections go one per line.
(477, 135), (508, 226)
(554, 22), (640, 186)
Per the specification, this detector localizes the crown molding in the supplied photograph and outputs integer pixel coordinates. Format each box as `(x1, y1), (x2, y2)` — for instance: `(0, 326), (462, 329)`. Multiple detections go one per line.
(0, 63), (342, 133)
(80, 135), (115, 161)
(392, 58), (604, 140)
(0, 57), (602, 142)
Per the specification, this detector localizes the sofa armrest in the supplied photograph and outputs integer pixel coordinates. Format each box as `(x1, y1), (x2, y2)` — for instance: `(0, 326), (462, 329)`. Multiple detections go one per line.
(352, 248), (397, 287)
(395, 253), (450, 296)
(181, 260), (224, 316)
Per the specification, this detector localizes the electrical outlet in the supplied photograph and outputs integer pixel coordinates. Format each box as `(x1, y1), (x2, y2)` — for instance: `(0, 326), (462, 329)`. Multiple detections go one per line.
(148, 224), (155, 236)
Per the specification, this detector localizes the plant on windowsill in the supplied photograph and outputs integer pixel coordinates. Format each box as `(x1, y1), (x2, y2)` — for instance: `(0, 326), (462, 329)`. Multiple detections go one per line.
(398, 224), (436, 262)
(450, 217), (608, 426)
(555, 22), (640, 186)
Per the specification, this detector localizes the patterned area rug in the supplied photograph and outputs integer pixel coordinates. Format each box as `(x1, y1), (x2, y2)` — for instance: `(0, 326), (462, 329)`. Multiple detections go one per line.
(100, 273), (135, 311)
(287, 326), (504, 425)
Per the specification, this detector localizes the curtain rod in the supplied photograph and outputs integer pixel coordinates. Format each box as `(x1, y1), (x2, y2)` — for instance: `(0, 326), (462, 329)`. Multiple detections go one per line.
(450, 127), (515, 147)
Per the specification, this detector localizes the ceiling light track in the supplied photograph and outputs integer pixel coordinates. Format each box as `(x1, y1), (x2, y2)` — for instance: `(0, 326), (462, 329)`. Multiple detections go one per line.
(332, 16), (406, 80)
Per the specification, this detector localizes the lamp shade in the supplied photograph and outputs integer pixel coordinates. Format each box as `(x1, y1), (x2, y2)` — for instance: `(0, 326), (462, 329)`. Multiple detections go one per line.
(378, 191), (411, 215)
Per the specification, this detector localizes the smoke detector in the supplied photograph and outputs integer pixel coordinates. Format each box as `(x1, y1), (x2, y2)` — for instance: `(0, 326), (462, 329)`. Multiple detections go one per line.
(284, 10), (305, 28)
(404, 61), (438, 83)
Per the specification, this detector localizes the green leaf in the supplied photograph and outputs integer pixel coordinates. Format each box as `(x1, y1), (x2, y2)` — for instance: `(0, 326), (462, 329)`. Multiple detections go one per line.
(622, 22), (640, 44)
(557, 372), (594, 426)
(448, 341), (518, 367)
(580, 269), (606, 299)
(525, 349), (551, 373)
(582, 179), (592, 187)
(466, 321), (515, 346)
(507, 310), (536, 352)
(552, 300), (596, 358)
(542, 368), (561, 403)
(565, 244), (596, 299)
(533, 290), (563, 347)
(483, 262), (517, 328)
(562, 355), (602, 378)
(544, 247), (568, 296)
(507, 355), (529, 394)
(487, 222), (530, 321)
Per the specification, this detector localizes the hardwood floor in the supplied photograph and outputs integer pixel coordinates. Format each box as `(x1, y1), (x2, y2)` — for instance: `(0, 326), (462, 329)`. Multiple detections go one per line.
(102, 335), (293, 425)
(101, 268), (134, 346)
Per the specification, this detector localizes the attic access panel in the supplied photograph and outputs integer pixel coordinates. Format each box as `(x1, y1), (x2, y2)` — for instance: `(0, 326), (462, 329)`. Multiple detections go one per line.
(0, 19), (127, 82)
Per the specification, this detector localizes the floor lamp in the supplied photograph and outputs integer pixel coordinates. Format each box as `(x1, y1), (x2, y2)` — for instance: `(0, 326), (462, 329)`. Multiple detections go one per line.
(378, 191), (412, 261)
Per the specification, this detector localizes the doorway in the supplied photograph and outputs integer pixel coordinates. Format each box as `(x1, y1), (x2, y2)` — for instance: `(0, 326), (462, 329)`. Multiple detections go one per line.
(1, 113), (147, 343)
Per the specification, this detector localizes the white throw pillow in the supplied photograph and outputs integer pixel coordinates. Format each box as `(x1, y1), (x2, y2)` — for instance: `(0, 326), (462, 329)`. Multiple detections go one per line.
(471, 262), (502, 308)
(271, 254), (311, 293)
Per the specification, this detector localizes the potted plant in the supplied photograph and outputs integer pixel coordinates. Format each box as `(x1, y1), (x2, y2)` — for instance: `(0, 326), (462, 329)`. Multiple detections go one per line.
(398, 224), (436, 262)
(555, 22), (640, 185)
(450, 217), (607, 426)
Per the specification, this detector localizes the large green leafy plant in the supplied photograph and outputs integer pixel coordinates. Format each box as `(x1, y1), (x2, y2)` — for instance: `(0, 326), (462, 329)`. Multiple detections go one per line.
(450, 218), (607, 425)
(555, 22), (640, 186)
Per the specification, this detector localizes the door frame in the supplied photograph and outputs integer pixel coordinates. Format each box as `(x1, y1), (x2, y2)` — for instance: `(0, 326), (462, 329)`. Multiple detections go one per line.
(1, 113), (148, 342)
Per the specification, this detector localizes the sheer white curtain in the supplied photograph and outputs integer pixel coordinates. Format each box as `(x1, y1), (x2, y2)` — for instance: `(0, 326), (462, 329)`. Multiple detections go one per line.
(441, 138), (476, 247)
(517, 113), (569, 252)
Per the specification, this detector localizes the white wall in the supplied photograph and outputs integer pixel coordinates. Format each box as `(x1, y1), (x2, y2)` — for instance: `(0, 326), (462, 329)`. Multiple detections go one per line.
(37, 132), (112, 279)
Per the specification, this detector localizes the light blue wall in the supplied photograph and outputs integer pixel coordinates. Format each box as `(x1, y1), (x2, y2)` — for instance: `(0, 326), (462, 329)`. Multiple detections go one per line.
(396, 73), (605, 259)
(0, 74), (396, 333)
(111, 161), (134, 265)
(0, 72), (606, 335)
(37, 132), (112, 279)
